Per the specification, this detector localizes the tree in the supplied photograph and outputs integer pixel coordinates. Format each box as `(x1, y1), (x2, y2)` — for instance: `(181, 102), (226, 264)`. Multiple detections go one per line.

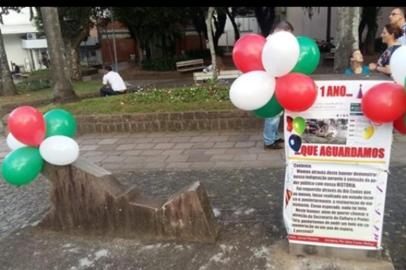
(35, 7), (95, 81)
(113, 7), (189, 65)
(359, 7), (380, 55)
(206, 7), (217, 81)
(40, 7), (78, 103)
(225, 8), (240, 42)
(334, 7), (361, 72)
(254, 7), (275, 36)
(0, 7), (20, 96)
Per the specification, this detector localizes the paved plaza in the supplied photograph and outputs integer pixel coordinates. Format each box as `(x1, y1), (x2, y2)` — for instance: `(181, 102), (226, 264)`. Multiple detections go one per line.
(0, 130), (406, 269)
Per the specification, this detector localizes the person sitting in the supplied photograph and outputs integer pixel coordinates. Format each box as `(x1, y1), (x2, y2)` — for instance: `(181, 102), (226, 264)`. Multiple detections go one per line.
(10, 62), (21, 78)
(368, 23), (402, 76)
(100, 65), (127, 97)
(344, 49), (369, 76)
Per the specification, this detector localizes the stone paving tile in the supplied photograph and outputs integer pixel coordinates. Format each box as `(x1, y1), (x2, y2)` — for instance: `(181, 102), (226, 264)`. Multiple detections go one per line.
(153, 143), (175, 150)
(82, 151), (105, 157)
(151, 137), (172, 143)
(189, 136), (210, 143)
(204, 149), (227, 155)
(98, 138), (119, 145)
(145, 155), (168, 162)
(120, 150), (143, 156)
(166, 155), (189, 162)
(224, 148), (250, 155)
(134, 143), (156, 149)
(79, 145), (99, 151)
(80, 139), (102, 145)
(249, 134), (263, 141)
(233, 154), (258, 161)
(85, 155), (107, 163)
(257, 153), (283, 161)
(125, 137), (153, 144)
(187, 154), (212, 162)
(169, 137), (192, 143)
(235, 141), (256, 148)
(191, 142), (215, 149)
(122, 156), (145, 164)
(103, 156), (127, 163)
(141, 150), (163, 156)
(207, 136), (229, 142)
(116, 144), (136, 151)
(173, 143), (194, 149)
(210, 154), (235, 161)
(96, 144), (120, 151)
(159, 149), (182, 155)
(213, 142), (235, 148)
(227, 135), (251, 142)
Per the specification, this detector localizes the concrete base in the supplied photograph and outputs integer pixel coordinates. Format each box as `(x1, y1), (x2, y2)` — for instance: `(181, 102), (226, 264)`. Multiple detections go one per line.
(267, 241), (395, 270)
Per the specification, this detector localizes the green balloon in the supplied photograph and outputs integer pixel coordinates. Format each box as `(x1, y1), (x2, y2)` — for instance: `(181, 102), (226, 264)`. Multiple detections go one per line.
(1, 147), (44, 186)
(253, 95), (284, 118)
(293, 117), (306, 135)
(44, 109), (77, 138)
(292, 36), (320, 75)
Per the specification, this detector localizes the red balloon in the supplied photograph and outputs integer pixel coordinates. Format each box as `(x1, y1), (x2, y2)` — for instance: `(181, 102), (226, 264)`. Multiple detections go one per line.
(394, 112), (406, 134)
(232, 34), (266, 73)
(287, 116), (293, 132)
(7, 106), (46, 146)
(275, 73), (317, 112)
(361, 83), (406, 123)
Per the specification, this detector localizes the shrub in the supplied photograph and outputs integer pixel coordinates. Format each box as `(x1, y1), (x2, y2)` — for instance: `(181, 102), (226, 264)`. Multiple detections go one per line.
(16, 79), (51, 92)
(141, 55), (190, 71)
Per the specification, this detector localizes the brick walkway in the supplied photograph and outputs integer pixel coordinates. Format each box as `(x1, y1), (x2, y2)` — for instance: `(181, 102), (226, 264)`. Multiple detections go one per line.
(2, 130), (405, 173)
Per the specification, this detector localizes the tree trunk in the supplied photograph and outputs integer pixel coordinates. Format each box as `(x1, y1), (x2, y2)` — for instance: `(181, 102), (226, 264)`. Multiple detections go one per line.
(41, 7), (78, 103)
(326, 7), (332, 43)
(212, 8), (227, 51)
(206, 7), (217, 81)
(0, 27), (17, 96)
(254, 7), (275, 36)
(70, 44), (82, 81)
(334, 7), (360, 73)
(225, 8), (240, 42)
(274, 7), (287, 22)
(134, 35), (143, 67)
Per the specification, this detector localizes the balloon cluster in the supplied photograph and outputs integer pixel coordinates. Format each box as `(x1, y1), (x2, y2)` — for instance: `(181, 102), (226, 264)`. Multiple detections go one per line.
(1, 106), (79, 186)
(230, 32), (320, 116)
(360, 45), (406, 134)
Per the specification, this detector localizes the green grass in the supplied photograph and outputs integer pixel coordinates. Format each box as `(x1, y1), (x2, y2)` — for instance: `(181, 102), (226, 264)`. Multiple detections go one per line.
(39, 86), (235, 115)
(0, 80), (102, 107)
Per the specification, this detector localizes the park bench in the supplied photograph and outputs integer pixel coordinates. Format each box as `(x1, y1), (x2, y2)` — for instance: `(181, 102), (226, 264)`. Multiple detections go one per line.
(176, 59), (205, 72)
(193, 70), (242, 83)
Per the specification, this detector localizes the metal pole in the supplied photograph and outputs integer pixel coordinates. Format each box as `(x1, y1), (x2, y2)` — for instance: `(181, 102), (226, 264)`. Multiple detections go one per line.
(111, 8), (118, 72)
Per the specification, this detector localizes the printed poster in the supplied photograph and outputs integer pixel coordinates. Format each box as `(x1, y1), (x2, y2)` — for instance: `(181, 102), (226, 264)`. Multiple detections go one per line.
(283, 80), (392, 250)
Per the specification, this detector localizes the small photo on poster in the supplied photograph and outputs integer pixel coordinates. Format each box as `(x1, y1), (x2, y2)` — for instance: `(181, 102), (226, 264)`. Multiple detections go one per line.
(302, 118), (348, 144)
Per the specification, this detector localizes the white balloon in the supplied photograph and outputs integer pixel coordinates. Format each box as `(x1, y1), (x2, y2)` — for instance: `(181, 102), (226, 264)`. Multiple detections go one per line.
(261, 31), (300, 77)
(229, 71), (276, 111)
(39, 135), (79, 166)
(390, 45), (406, 86)
(6, 133), (26, 150)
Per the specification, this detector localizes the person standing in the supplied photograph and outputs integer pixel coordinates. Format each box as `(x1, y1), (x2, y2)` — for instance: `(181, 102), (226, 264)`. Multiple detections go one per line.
(100, 65), (127, 96)
(388, 7), (406, 45)
(263, 20), (294, 150)
(368, 24), (402, 75)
